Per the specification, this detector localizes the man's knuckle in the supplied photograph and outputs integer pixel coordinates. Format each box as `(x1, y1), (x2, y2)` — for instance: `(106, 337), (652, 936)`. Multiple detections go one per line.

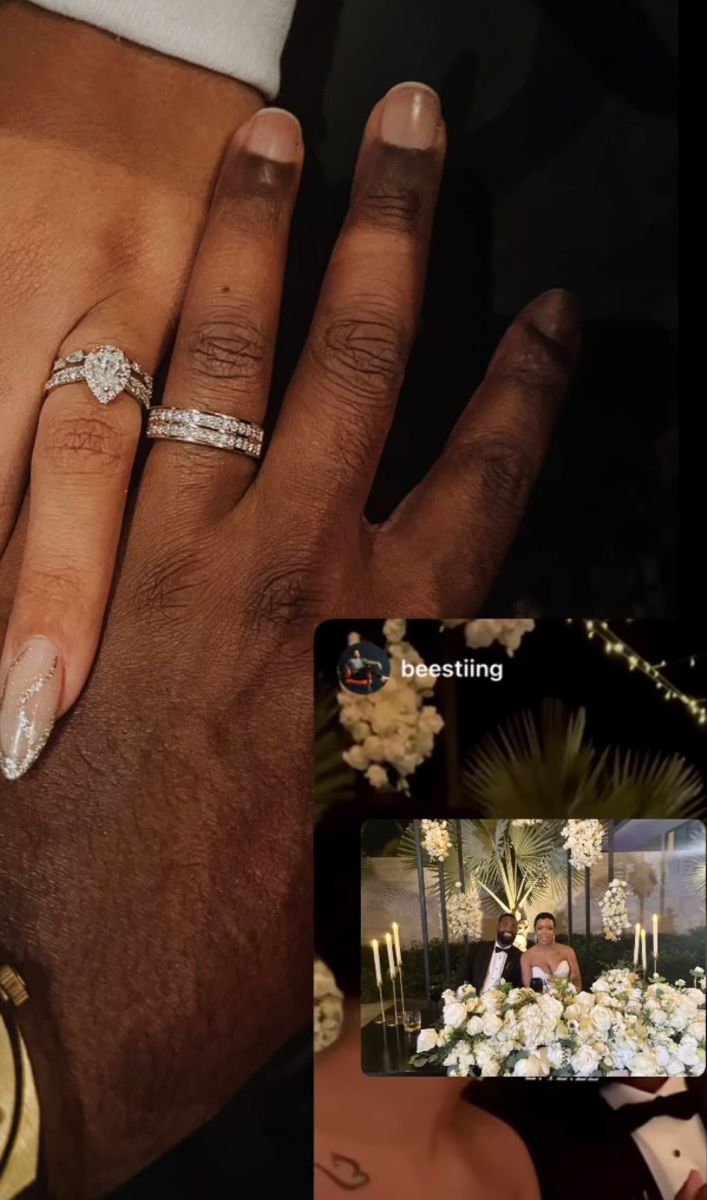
(244, 560), (328, 630)
(40, 411), (131, 474)
(310, 301), (408, 400)
(462, 433), (536, 504)
(128, 544), (211, 621)
(501, 332), (570, 395)
(355, 186), (423, 233)
(187, 312), (269, 395)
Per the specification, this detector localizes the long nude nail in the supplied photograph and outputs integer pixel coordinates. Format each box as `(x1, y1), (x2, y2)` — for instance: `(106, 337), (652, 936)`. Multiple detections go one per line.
(0, 637), (62, 781)
(380, 82), (441, 150)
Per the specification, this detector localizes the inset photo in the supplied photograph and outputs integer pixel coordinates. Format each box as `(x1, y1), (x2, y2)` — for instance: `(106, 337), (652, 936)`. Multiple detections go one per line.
(360, 818), (706, 1078)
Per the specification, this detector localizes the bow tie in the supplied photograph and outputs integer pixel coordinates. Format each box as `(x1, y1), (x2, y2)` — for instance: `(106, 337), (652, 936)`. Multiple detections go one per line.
(494, 945), (508, 953)
(609, 1090), (701, 1137)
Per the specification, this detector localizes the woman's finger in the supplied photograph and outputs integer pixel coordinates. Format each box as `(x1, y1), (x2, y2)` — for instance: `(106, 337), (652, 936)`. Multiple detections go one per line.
(142, 108), (303, 525)
(257, 83), (445, 526)
(0, 312), (162, 780)
(376, 289), (580, 610)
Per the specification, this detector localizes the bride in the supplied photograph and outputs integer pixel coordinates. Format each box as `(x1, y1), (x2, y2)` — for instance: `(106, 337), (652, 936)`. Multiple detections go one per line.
(521, 912), (582, 989)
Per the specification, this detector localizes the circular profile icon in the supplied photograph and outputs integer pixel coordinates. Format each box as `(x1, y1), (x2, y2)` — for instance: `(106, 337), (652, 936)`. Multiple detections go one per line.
(338, 641), (391, 695)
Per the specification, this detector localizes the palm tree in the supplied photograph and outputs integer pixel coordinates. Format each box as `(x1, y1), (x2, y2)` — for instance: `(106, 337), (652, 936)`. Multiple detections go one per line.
(397, 818), (581, 923)
(461, 700), (704, 818)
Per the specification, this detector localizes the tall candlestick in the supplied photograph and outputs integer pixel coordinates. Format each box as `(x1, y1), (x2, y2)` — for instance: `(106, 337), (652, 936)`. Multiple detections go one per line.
(371, 939), (382, 986)
(633, 923), (641, 965)
(641, 927), (647, 973)
(385, 932), (397, 979)
(392, 922), (402, 968)
(652, 914), (659, 959)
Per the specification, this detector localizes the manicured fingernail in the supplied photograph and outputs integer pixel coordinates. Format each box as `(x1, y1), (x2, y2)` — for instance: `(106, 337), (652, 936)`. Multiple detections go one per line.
(0, 637), (62, 780)
(526, 288), (579, 344)
(380, 82), (441, 150)
(244, 107), (302, 162)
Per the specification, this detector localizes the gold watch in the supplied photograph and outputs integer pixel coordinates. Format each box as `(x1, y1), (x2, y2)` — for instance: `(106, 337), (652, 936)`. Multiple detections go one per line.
(0, 964), (40, 1200)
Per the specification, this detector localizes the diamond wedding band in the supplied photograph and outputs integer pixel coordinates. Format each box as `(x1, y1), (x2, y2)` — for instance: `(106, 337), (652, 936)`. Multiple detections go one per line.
(146, 407), (264, 459)
(44, 346), (153, 410)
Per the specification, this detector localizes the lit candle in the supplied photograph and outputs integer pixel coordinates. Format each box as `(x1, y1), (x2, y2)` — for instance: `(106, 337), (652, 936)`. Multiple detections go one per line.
(634, 923), (641, 964)
(385, 932), (396, 979)
(371, 939), (382, 987)
(641, 928), (647, 972)
(392, 922), (402, 968)
(652, 914), (659, 958)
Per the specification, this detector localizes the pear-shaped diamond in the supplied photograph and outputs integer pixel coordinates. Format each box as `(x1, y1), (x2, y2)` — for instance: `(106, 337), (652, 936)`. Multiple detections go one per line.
(83, 346), (131, 404)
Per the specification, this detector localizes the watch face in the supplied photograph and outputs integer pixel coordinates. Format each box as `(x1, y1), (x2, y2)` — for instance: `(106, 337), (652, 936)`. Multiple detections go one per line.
(0, 1005), (40, 1195)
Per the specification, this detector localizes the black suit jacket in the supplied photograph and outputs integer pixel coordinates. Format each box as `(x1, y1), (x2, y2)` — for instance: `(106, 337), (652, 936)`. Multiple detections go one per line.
(467, 1076), (706, 1200)
(455, 940), (522, 991)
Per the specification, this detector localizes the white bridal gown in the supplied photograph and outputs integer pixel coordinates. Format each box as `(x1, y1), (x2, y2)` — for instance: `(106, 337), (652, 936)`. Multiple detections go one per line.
(531, 960), (572, 987)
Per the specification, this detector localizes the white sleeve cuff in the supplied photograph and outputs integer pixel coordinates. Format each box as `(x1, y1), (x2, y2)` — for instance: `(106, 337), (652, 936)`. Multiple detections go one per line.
(29, 0), (297, 98)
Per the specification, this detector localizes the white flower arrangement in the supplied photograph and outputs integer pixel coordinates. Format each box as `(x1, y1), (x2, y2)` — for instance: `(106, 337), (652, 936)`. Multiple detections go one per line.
(512, 819), (543, 826)
(412, 966), (707, 1078)
(446, 884), (483, 941)
(421, 818), (452, 862)
(598, 878), (632, 941)
(314, 958), (343, 1054)
(561, 819), (605, 868)
(440, 618), (536, 656)
(339, 620), (444, 792)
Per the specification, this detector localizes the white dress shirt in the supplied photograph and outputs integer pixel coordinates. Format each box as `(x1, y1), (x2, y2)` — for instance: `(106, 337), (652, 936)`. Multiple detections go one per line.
(31, 1), (297, 99)
(601, 1077), (707, 1200)
(481, 943), (508, 992)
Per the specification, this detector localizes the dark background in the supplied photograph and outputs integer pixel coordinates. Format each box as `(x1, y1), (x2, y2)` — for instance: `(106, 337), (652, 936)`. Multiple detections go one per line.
(276, 0), (678, 616)
(315, 619), (707, 994)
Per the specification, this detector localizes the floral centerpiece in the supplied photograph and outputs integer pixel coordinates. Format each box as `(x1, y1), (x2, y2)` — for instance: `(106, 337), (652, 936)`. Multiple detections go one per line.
(411, 967), (706, 1078)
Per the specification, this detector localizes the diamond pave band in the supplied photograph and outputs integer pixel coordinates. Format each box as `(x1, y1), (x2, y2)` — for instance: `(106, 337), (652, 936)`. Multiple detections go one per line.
(44, 346), (153, 410)
(146, 407), (264, 459)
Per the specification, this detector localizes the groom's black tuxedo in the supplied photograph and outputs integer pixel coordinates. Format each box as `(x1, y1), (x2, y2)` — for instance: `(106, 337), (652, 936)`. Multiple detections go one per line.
(467, 1076), (706, 1200)
(455, 940), (522, 991)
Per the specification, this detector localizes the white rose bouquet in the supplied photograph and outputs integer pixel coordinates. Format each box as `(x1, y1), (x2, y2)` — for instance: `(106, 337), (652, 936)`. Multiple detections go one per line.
(440, 618), (536, 656)
(598, 878), (632, 941)
(446, 884), (483, 941)
(421, 818), (452, 862)
(314, 958), (343, 1054)
(561, 819), (605, 868)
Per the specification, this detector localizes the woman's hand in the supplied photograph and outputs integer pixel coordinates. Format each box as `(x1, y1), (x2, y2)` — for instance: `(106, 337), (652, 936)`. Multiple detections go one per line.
(0, 66), (579, 780)
(0, 1), (261, 776)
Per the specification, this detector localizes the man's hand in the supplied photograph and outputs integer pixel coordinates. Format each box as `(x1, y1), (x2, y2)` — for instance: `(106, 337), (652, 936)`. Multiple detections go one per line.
(0, 86), (578, 1196)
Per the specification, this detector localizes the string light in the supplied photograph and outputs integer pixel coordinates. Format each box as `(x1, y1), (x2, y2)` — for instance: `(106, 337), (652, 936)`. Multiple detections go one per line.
(568, 621), (707, 727)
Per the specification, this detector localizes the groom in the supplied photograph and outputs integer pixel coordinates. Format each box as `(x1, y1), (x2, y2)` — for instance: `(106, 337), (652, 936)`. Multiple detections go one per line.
(455, 913), (522, 992)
